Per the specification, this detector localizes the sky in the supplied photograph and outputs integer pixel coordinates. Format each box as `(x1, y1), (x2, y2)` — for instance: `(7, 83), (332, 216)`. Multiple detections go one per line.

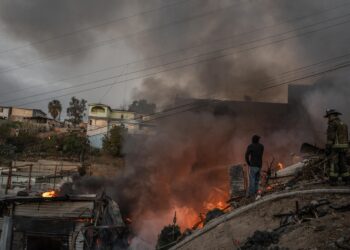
(0, 0), (350, 116)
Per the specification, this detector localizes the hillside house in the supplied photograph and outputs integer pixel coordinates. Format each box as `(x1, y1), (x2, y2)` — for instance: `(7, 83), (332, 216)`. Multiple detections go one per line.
(87, 103), (155, 148)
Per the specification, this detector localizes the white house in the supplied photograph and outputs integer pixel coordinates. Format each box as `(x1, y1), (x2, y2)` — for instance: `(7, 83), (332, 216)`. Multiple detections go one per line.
(0, 106), (10, 120)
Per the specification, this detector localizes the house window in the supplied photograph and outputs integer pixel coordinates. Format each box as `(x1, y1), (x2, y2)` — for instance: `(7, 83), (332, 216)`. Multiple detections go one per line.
(89, 120), (92, 125)
(0, 108), (3, 112)
(91, 106), (105, 113)
(121, 114), (124, 119)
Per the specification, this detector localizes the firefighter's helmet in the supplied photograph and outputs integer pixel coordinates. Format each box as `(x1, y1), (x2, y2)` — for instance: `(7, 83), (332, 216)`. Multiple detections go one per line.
(324, 109), (342, 118)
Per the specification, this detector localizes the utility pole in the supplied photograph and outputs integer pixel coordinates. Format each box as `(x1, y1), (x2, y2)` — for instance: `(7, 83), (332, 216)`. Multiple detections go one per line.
(53, 165), (58, 189)
(5, 161), (13, 195)
(27, 164), (33, 191)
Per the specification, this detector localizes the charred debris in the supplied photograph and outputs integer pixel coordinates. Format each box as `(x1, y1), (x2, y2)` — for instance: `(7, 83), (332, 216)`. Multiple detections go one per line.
(155, 141), (350, 250)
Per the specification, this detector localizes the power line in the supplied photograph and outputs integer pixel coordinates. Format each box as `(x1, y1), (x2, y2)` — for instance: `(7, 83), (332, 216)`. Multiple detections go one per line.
(260, 60), (350, 91)
(91, 58), (350, 136)
(87, 99), (219, 136)
(1, 1), (348, 99)
(98, 64), (130, 103)
(4, 11), (350, 107)
(0, 0), (247, 75)
(0, 0), (192, 56)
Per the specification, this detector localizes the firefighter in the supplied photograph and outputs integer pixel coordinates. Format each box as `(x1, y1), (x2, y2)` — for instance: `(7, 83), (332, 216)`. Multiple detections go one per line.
(324, 109), (350, 185)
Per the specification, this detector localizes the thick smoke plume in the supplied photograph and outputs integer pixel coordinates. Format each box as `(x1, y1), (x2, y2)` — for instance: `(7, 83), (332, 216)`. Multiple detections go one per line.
(0, 0), (139, 58)
(115, 0), (350, 245)
(131, 0), (349, 104)
(63, 0), (350, 246)
(2, 0), (350, 247)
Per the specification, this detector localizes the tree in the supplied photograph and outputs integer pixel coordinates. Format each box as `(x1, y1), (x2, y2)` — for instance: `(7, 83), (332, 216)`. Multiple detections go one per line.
(0, 123), (12, 143)
(66, 97), (87, 126)
(48, 99), (62, 121)
(62, 132), (89, 158)
(102, 126), (126, 157)
(128, 99), (156, 114)
(156, 224), (181, 250)
(6, 130), (39, 154)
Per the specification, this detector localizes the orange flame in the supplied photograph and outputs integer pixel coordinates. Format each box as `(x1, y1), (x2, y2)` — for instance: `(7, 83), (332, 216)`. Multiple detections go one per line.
(277, 162), (284, 170)
(203, 200), (226, 211)
(172, 188), (228, 230)
(42, 190), (57, 198)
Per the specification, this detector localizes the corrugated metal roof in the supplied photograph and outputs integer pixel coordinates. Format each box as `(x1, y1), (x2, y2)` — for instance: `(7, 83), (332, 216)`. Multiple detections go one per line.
(14, 201), (94, 218)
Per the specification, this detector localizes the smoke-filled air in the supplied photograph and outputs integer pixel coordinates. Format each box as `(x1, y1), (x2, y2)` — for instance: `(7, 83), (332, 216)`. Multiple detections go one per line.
(1, 0), (350, 248)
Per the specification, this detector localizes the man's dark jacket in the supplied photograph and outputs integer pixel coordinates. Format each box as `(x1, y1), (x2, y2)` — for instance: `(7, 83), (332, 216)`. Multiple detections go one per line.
(245, 143), (264, 168)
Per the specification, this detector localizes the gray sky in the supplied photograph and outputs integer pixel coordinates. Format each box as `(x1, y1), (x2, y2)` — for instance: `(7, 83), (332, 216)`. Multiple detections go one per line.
(0, 0), (350, 116)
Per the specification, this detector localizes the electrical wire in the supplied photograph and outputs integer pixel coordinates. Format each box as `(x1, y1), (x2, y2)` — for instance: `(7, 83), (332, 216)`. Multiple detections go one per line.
(4, 12), (350, 107)
(1, 1), (348, 99)
(0, 0), (247, 75)
(0, 0), (192, 55)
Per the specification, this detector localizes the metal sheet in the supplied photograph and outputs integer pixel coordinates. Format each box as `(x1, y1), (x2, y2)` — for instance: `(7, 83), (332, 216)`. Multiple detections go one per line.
(14, 201), (94, 218)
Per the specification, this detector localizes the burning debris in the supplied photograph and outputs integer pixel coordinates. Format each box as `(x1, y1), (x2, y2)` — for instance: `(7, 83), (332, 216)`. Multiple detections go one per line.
(157, 133), (350, 250)
(0, 193), (130, 250)
(41, 190), (58, 198)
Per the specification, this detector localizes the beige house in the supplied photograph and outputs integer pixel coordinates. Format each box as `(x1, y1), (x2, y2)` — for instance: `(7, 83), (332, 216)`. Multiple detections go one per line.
(10, 107), (47, 122)
(3, 107), (49, 133)
(87, 103), (154, 148)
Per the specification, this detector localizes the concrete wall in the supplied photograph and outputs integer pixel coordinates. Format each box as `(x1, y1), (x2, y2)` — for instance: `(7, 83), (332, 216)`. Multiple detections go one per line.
(110, 110), (135, 120)
(88, 118), (108, 128)
(89, 105), (109, 118)
(89, 133), (105, 149)
(11, 108), (33, 119)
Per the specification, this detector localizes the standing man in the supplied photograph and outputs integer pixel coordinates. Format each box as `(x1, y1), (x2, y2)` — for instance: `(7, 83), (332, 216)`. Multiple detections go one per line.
(245, 135), (264, 197)
(324, 109), (350, 185)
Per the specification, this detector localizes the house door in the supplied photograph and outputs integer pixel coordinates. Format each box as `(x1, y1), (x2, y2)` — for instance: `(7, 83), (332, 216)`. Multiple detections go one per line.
(26, 235), (69, 250)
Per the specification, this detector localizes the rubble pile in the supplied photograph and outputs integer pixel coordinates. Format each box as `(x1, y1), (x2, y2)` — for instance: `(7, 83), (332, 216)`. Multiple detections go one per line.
(274, 199), (330, 227)
(240, 230), (283, 250)
(204, 208), (225, 225)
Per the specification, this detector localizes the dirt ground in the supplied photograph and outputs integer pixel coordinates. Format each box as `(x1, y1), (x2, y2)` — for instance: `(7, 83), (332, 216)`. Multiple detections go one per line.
(241, 192), (350, 250)
(278, 206), (350, 249)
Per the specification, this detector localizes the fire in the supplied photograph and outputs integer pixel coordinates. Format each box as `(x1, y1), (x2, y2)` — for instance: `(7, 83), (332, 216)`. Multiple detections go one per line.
(42, 190), (57, 198)
(125, 218), (132, 224)
(167, 188), (229, 231)
(277, 162), (284, 170)
(202, 187), (228, 211)
(173, 206), (200, 230)
(203, 200), (226, 211)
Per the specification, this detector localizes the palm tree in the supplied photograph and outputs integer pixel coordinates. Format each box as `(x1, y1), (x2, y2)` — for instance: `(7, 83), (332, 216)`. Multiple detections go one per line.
(48, 100), (62, 121)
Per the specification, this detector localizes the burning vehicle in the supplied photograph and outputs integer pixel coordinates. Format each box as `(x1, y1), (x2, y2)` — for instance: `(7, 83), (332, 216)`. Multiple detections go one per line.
(0, 193), (130, 250)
